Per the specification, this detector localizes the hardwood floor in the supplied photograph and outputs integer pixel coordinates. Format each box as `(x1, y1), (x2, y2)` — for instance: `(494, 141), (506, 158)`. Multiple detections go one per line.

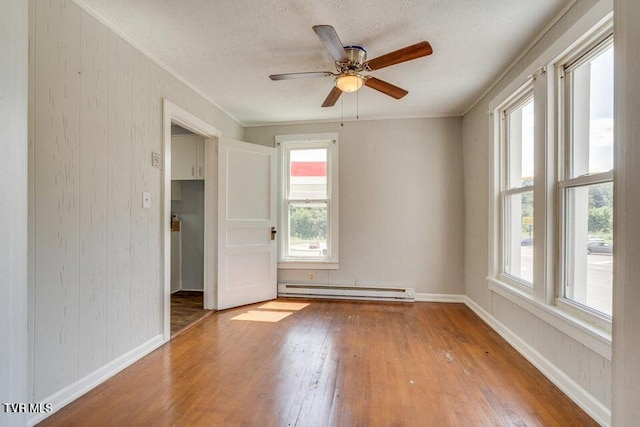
(39, 299), (597, 426)
(170, 290), (210, 337)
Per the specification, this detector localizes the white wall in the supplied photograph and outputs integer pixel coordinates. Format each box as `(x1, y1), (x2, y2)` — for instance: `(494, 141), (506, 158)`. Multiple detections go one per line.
(246, 117), (464, 296)
(612, 0), (640, 423)
(462, 0), (612, 422)
(0, 0), (28, 425)
(28, 0), (243, 407)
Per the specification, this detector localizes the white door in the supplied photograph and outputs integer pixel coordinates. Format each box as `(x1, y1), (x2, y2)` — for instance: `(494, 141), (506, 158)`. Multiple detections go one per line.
(218, 137), (277, 310)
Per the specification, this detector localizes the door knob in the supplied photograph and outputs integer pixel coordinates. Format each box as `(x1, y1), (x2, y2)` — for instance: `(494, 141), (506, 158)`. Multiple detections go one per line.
(271, 227), (277, 241)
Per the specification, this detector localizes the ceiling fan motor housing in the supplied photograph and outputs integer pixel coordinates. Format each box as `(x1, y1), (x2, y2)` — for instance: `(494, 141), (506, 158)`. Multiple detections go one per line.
(340, 46), (367, 72)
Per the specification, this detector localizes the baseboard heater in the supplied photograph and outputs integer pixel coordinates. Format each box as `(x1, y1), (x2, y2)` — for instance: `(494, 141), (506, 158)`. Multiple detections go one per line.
(278, 283), (415, 302)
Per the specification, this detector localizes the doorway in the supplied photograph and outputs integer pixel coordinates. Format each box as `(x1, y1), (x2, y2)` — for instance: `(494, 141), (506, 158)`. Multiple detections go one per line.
(162, 99), (221, 341)
(169, 125), (209, 336)
(162, 99), (278, 342)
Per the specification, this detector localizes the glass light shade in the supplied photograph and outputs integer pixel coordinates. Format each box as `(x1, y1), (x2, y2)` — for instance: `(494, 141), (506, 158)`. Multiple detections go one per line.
(335, 75), (363, 92)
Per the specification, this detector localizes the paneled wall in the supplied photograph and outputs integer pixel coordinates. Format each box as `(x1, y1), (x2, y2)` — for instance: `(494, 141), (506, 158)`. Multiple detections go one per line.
(246, 117), (464, 296)
(28, 0), (243, 402)
(461, 0), (612, 419)
(0, 0), (28, 426)
(490, 294), (611, 407)
(612, 0), (640, 423)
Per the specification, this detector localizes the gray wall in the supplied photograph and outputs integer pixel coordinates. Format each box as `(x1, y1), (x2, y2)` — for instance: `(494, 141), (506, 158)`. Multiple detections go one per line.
(246, 117), (465, 296)
(612, 0), (640, 423)
(28, 0), (243, 405)
(172, 181), (205, 291)
(0, 0), (28, 425)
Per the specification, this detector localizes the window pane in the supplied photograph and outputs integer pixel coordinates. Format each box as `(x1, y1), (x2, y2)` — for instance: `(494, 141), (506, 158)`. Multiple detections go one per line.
(564, 182), (613, 315)
(288, 203), (328, 258)
(568, 44), (614, 177)
(507, 98), (535, 188)
(289, 148), (327, 199)
(503, 191), (534, 284)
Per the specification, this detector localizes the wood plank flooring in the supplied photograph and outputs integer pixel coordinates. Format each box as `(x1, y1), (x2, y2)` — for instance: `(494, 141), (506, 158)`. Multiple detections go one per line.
(170, 290), (209, 336)
(39, 299), (597, 426)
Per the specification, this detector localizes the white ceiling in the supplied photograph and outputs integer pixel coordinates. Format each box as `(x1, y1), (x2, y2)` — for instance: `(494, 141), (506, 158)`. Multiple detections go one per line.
(76, 0), (570, 126)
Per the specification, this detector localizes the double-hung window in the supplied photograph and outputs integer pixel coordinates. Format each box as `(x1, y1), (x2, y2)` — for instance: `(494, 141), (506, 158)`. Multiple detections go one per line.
(558, 33), (614, 317)
(276, 133), (339, 269)
(490, 16), (614, 341)
(498, 85), (535, 288)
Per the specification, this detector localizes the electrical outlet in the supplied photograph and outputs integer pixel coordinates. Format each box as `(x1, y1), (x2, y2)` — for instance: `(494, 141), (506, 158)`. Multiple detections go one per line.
(308, 272), (315, 281)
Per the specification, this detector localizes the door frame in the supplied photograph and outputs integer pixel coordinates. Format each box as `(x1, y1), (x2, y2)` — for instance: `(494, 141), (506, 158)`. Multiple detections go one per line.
(162, 99), (221, 341)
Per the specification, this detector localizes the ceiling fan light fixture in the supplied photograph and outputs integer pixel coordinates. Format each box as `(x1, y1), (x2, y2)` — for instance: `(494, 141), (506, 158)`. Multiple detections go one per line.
(335, 74), (364, 92)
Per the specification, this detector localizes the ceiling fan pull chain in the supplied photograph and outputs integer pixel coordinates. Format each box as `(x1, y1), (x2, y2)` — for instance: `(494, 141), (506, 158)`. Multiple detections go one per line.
(357, 87), (359, 120)
(341, 96), (344, 127)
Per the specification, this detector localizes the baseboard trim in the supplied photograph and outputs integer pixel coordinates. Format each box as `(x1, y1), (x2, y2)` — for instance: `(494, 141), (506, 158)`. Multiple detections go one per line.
(28, 334), (165, 426)
(414, 293), (465, 303)
(464, 297), (611, 427)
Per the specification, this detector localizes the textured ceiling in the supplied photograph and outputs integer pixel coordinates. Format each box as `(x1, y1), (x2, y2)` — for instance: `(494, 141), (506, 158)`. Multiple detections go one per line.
(76, 0), (570, 126)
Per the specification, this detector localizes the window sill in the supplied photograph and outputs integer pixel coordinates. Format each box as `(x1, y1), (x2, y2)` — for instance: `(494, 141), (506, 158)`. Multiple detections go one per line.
(486, 276), (611, 360)
(497, 273), (534, 294)
(278, 261), (339, 270)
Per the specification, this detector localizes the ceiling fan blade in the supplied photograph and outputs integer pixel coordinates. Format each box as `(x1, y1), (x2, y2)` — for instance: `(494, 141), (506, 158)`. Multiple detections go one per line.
(364, 41), (433, 71)
(322, 86), (342, 107)
(364, 77), (408, 99)
(269, 71), (334, 81)
(313, 25), (348, 63)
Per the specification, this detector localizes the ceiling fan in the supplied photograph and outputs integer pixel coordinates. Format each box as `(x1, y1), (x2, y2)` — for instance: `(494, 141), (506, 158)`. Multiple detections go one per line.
(269, 25), (433, 107)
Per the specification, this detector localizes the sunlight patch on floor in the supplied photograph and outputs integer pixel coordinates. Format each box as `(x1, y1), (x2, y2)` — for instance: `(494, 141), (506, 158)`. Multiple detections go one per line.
(231, 310), (293, 323)
(257, 301), (310, 311)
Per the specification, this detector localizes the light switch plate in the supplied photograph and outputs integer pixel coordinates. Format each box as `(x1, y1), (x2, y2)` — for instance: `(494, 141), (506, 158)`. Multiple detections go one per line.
(142, 191), (151, 208)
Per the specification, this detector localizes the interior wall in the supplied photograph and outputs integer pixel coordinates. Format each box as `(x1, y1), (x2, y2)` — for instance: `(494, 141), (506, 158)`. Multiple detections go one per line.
(0, 0), (28, 425)
(461, 0), (612, 418)
(612, 0), (640, 423)
(245, 117), (464, 296)
(171, 181), (205, 291)
(28, 0), (243, 404)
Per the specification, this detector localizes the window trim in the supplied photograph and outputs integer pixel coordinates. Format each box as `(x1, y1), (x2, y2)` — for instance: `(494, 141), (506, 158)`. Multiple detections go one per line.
(555, 26), (614, 325)
(276, 133), (339, 270)
(497, 82), (535, 291)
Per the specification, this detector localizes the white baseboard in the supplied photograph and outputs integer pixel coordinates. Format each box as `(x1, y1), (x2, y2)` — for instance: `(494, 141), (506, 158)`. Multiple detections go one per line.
(28, 334), (165, 426)
(414, 293), (465, 303)
(464, 297), (611, 427)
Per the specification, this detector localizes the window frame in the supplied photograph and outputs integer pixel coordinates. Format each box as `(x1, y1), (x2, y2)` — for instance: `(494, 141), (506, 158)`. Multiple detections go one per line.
(488, 14), (614, 339)
(276, 133), (339, 270)
(555, 27), (614, 324)
(497, 82), (536, 292)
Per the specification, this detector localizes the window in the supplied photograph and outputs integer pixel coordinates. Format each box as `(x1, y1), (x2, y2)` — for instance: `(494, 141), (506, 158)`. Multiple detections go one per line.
(488, 16), (614, 343)
(499, 86), (535, 288)
(276, 134), (339, 269)
(558, 34), (614, 317)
